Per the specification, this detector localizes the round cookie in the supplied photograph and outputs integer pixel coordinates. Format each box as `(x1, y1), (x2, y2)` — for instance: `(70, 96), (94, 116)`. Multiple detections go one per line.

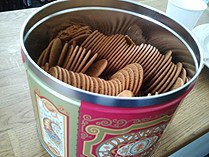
(49, 38), (63, 67)
(85, 59), (108, 77)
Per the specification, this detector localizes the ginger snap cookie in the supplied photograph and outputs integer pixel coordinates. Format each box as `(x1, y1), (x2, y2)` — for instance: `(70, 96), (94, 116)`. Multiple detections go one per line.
(85, 59), (108, 77)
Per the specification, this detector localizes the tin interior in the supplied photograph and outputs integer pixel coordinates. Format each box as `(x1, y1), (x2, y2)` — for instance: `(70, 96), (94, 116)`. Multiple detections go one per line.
(21, 0), (202, 107)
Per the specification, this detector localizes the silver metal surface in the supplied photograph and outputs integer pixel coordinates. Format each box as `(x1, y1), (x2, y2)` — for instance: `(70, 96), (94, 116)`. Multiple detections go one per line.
(20, 0), (203, 107)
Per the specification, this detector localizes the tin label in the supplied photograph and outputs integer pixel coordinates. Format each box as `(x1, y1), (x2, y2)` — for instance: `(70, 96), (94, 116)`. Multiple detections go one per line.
(35, 93), (69, 157)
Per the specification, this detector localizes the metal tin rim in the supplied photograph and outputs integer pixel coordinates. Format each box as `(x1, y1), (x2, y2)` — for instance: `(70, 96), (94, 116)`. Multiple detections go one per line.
(20, 0), (203, 107)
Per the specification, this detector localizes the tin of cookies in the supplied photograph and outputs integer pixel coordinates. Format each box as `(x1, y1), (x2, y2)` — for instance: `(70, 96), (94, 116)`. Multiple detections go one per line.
(117, 90), (134, 97)
(49, 38), (63, 67)
(57, 42), (69, 66)
(85, 59), (108, 77)
(81, 53), (98, 73)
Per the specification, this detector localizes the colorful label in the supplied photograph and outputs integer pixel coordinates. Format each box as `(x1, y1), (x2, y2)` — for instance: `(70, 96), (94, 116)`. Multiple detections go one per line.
(77, 101), (176, 157)
(35, 93), (69, 157)
(27, 69), (80, 157)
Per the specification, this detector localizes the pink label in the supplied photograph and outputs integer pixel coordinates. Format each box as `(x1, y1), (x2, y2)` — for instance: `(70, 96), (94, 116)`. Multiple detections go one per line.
(77, 101), (177, 157)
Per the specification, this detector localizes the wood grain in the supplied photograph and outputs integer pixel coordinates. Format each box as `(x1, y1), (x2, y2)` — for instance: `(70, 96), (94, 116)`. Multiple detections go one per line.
(0, 1), (208, 157)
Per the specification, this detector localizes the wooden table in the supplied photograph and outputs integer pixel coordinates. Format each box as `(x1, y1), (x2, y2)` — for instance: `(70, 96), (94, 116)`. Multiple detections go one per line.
(0, 0), (209, 157)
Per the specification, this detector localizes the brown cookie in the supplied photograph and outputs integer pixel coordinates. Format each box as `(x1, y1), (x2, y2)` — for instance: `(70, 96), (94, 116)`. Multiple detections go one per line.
(92, 77), (99, 94)
(76, 49), (92, 72)
(57, 42), (69, 66)
(73, 47), (87, 72)
(97, 77), (105, 94)
(56, 66), (62, 81)
(42, 39), (55, 66)
(158, 64), (177, 94)
(49, 38), (63, 67)
(80, 30), (99, 47)
(117, 90), (134, 97)
(65, 45), (79, 71)
(70, 46), (84, 71)
(85, 59), (108, 77)
(107, 81), (115, 96)
(74, 72), (81, 89)
(125, 35), (135, 45)
(37, 49), (46, 66)
(69, 71), (77, 87)
(163, 62), (183, 93)
(151, 63), (175, 94)
(144, 50), (172, 81)
(145, 61), (172, 93)
(49, 67), (58, 79)
(171, 77), (184, 90)
(79, 73), (86, 90)
(110, 71), (126, 90)
(81, 53), (98, 73)
(61, 68), (67, 83)
(63, 44), (74, 68)
(180, 68), (187, 83)
(69, 34), (90, 46)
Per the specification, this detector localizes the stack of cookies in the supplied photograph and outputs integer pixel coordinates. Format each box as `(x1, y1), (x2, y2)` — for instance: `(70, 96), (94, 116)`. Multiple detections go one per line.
(37, 24), (189, 97)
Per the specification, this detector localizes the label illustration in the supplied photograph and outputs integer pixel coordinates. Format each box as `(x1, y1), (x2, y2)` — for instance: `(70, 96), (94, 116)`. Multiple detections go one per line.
(35, 93), (69, 157)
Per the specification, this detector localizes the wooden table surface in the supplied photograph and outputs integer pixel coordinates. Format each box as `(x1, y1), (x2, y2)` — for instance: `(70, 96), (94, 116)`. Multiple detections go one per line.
(0, 0), (209, 157)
